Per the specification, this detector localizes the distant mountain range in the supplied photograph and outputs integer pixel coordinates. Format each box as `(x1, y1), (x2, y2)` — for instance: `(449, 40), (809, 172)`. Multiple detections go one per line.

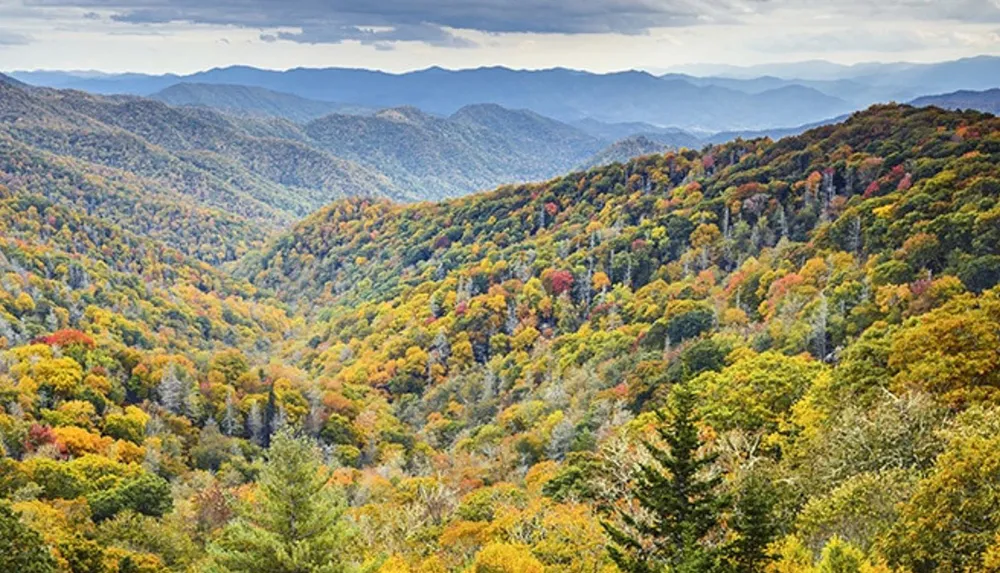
(911, 88), (1000, 115)
(0, 75), (650, 215)
(666, 55), (1000, 88)
(3, 63), (996, 229)
(152, 83), (375, 122)
(8, 65), (856, 132)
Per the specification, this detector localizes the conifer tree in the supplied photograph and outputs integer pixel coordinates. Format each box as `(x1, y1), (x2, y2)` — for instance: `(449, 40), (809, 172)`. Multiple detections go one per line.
(604, 386), (727, 572)
(721, 473), (779, 573)
(208, 427), (353, 572)
(263, 377), (277, 448)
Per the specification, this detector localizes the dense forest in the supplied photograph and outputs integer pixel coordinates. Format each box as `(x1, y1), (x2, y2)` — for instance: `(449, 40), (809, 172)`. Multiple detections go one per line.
(2, 103), (1000, 573)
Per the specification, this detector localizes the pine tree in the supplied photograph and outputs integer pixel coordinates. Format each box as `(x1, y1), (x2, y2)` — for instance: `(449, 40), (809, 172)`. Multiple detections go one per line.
(603, 386), (727, 573)
(263, 380), (277, 448)
(208, 428), (353, 572)
(721, 473), (779, 573)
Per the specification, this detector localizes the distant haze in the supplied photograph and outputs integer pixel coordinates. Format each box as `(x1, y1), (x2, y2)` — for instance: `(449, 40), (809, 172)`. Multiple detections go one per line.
(10, 57), (1000, 133)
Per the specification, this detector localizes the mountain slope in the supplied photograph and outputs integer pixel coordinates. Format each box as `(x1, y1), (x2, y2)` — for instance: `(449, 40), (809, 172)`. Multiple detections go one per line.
(3, 103), (1000, 572)
(247, 104), (1000, 309)
(911, 88), (1000, 115)
(303, 106), (603, 199)
(579, 135), (672, 168)
(0, 181), (290, 353)
(2, 78), (644, 204)
(0, 72), (26, 88)
(152, 82), (374, 122)
(0, 80), (399, 253)
(450, 103), (603, 166)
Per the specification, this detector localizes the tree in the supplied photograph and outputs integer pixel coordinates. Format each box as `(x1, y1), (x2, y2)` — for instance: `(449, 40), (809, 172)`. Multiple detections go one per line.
(89, 472), (173, 522)
(158, 364), (187, 415)
(208, 427), (354, 572)
(885, 408), (1000, 572)
(721, 473), (779, 573)
(603, 386), (727, 572)
(472, 543), (544, 573)
(0, 502), (56, 573)
(263, 381), (278, 448)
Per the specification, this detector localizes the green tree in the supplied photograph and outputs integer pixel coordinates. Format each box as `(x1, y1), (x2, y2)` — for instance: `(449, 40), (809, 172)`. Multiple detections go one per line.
(0, 502), (56, 573)
(208, 427), (354, 572)
(722, 473), (779, 573)
(89, 473), (173, 522)
(603, 386), (727, 572)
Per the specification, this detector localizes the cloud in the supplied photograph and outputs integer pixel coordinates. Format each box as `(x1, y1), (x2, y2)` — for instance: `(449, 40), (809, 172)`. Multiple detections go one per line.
(23, 0), (746, 46)
(0, 29), (32, 46)
(273, 22), (477, 49)
(16, 0), (1000, 50)
(751, 25), (1000, 55)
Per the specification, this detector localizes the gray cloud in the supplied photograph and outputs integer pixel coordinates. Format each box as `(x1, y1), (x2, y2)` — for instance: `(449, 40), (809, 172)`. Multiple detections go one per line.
(0, 29), (32, 46)
(273, 22), (477, 49)
(24, 0), (745, 45)
(17, 0), (1000, 49)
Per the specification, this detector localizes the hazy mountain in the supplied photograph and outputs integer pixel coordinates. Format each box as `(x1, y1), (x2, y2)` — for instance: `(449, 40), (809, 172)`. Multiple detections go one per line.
(666, 59), (919, 81)
(580, 135), (671, 169)
(571, 118), (705, 144)
(911, 88), (1000, 115)
(0, 72), (26, 88)
(9, 65), (856, 131)
(659, 73), (911, 107)
(303, 105), (603, 200)
(11, 69), (183, 94)
(849, 56), (1000, 95)
(703, 114), (851, 144)
(1, 78), (632, 208)
(152, 82), (374, 122)
(661, 56), (1000, 117)
(450, 103), (603, 167)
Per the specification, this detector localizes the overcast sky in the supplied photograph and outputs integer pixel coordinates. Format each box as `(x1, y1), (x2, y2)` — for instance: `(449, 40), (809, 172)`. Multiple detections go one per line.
(2, 0), (999, 73)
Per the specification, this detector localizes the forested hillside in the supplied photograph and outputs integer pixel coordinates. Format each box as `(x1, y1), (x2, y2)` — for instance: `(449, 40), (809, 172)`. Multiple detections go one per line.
(3, 104), (1000, 573)
(303, 106), (604, 200)
(0, 78), (628, 210)
(581, 135), (671, 169)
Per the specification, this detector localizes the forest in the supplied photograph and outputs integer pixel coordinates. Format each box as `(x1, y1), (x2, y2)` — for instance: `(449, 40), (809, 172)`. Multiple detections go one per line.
(2, 103), (1000, 572)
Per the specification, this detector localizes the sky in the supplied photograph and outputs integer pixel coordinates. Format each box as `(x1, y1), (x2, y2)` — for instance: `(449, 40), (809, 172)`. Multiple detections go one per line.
(1, 0), (999, 73)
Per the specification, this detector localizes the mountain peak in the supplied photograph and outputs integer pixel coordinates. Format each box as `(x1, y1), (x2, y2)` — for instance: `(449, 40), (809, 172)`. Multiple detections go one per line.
(374, 106), (431, 124)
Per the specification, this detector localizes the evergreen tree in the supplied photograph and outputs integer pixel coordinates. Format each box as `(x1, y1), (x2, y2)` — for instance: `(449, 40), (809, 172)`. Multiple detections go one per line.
(604, 386), (727, 572)
(208, 427), (353, 573)
(721, 473), (779, 573)
(263, 378), (277, 448)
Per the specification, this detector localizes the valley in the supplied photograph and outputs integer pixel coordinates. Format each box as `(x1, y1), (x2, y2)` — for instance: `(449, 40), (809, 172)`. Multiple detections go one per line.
(1, 56), (1000, 573)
